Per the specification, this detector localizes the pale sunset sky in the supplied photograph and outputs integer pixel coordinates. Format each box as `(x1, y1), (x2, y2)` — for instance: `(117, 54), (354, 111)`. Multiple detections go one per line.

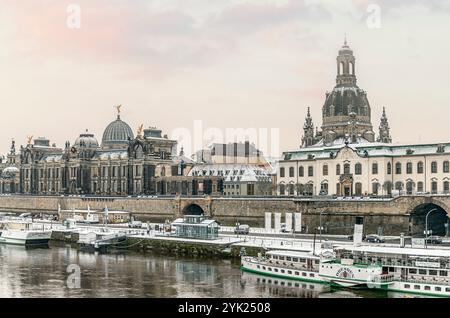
(0, 0), (449, 157)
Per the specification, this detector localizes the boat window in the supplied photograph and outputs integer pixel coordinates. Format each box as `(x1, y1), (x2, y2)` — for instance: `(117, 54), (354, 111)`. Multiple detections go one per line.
(288, 271), (292, 275)
(263, 266), (266, 270)
(302, 284), (307, 288)
(414, 285), (420, 290)
(446, 288), (450, 292)
(279, 256), (285, 261)
(281, 282), (285, 286)
(300, 258), (306, 263)
(440, 271), (448, 277)
(295, 283), (300, 287)
(315, 260), (320, 264)
(274, 269), (279, 272)
(272, 255), (278, 260)
(268, 268), (272, 271)
(293, 258), (299, 262)
(286, 257), (292, 261)
(302, 273), (307, 277)
(429, 270), (438, 276)
(287, 282), (292, 287)
(409, 269), (417, 274)
(309, 273), (314, 277)
(404, 284), (410, 289)
(280, 269), (285, 273)
(295, 272), (299, 276)
(425, 286), (431, 291)
(418, 269), (427, 275)
(257, 265), (260, 269)
(435, 287), (442, 292)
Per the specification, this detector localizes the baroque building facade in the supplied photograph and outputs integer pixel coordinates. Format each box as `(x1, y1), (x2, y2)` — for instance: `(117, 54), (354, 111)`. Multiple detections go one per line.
(0, 110), (223, 196)
(278, 41), (450, 197)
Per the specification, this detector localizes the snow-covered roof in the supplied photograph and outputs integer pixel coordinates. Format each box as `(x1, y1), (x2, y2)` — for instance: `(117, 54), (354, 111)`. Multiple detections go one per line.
(43, 154), (63, 162)
(188, 164), (272, 183)
(94, 151), (128, 161)
(337, 245), (450, 258)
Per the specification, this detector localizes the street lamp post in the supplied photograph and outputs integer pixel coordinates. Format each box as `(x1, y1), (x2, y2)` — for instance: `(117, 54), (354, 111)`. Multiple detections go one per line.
(425, 208), (438, 249)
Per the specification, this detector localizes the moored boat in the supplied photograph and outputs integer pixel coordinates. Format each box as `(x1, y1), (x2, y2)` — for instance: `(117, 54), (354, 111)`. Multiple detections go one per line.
(241, 244), (450, 297)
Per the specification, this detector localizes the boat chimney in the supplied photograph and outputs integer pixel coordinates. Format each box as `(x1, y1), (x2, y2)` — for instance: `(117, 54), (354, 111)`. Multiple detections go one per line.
(353, 216), (364, 245)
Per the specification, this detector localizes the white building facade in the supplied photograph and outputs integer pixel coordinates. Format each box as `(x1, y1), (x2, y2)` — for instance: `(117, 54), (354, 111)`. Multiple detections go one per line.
(278, 41), (450, 197)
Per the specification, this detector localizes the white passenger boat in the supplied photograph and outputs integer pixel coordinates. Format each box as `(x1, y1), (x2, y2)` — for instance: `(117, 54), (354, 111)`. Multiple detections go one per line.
(0, 220), (52, 245)
(0, 229), (52, 245)
(241, 244), (450, 297)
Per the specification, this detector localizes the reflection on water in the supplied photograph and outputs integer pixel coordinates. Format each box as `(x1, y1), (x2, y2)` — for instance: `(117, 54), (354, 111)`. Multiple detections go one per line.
(0, 244), (431, 298)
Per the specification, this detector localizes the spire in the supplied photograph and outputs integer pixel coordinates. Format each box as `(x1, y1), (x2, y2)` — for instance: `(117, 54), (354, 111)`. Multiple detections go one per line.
(377, 107), (392, 143)
(336, 39), (356, 86)
(301, 107), (316, 148)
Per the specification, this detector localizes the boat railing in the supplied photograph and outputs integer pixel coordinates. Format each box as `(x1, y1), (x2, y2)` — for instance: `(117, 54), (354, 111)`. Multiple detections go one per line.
(242, 256), (319, 272)
(374, 274), (396, 283)
(402, 277), (450, 286)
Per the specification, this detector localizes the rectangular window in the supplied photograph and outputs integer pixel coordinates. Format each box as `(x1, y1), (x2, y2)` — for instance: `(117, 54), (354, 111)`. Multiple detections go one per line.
(404, 284), (410, 289)
(419, 269), (427, 275)
(429, 270), (438, 276)
(440, 271), (448, 277)
(432, 182), (438, 194)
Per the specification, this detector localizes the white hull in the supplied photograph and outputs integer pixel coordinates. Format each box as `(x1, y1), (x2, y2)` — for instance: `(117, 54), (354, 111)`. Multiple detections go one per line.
(241, 257), (324, 283)
(0, 230), (52, 245)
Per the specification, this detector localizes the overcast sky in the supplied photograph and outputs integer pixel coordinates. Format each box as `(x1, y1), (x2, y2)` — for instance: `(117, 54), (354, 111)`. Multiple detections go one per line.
(1, 0), (450, 157)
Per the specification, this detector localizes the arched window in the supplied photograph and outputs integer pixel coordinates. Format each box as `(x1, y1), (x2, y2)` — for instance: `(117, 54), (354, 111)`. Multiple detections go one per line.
(372, 183), (379, 195)
(417, 161), (424, 174)
(395, 162), (402, 174)
(288, 183), (295, 195)
(299, 166), (304, 177)
(406, 181), (414, 195)
(444, 181), (449, 193)
(349, 62), (354, 75)
(344, 163), (350, 174)
(431, 181), (438, 194)
(323, 164), (329, 176)
(320, 182), (328, 195)
(395, 181), (403, 191)
(336, 164), (341, 175)
(355, 183), (362, 196)
(417, 182), (424, 193)
(444, 161), (450, 173)
(280, 167), (285, 178)
(387, 162), (392, 175)
(372, 162), (378, 175)
(339, 61), (345, 75)
(431, 161), (438, 174)
(289, 167), (295, 178)
(355, 163), (362, 175)
(406, 162), (413, 174)
(279, 184), (285, 195)
(308, 166), (314, 177)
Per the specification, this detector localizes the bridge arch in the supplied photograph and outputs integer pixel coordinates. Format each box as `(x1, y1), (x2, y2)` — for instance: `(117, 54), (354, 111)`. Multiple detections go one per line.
(182, 203), (205, 216)
(409, 202), (449, 237)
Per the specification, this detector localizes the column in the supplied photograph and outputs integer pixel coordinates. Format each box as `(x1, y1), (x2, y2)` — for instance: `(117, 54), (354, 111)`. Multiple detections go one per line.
(265, 212), (272, 232)
(294, 213), (302, 233)
(274, 213), (281, 232)
(285, 213), (292, 232)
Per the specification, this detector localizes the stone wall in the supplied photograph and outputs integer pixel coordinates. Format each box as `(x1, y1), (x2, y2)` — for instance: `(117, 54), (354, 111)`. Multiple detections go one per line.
(0, 195), (449, 235)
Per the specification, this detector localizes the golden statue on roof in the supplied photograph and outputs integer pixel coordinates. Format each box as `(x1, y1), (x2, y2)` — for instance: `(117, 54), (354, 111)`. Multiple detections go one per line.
(27, 135), (33, 145)
(115, 104), (122, 115)
(137, 124), (144, 136)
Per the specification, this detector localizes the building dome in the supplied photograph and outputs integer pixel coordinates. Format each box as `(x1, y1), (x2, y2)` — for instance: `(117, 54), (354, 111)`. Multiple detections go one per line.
(75, 132), (99, 148)
(101, 115), (134, 148)
(1, 166), (19, 179)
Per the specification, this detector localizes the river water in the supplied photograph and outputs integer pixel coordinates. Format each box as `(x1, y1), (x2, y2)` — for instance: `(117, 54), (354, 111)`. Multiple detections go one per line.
(0, 243), (425, 298)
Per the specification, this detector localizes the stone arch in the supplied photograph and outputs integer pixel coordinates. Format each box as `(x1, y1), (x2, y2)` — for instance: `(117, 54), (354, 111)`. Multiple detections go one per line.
(409, 201), (450, 237)
(182, 203), (205, 216)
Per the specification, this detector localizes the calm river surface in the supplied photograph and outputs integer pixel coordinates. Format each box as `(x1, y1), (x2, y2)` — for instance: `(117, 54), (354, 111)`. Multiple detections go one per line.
(0, 243), (426, 298)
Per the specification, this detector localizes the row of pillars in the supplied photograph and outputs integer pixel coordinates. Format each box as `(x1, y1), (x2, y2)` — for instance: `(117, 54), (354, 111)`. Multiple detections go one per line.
(264, 212), (302, 233)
